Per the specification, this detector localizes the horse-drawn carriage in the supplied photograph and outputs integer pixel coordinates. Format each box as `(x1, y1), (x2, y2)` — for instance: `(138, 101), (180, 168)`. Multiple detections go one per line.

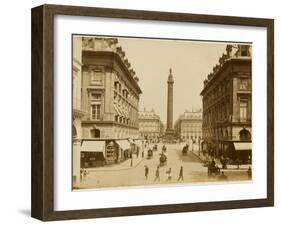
(207, 161), (220, 177)
(182, 144), (189, 156)
(159, 153), (167, 166)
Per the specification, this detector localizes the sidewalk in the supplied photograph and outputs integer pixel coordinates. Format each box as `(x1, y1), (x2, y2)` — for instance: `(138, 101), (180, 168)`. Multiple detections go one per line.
(86, 154), (144, 172)
(189, 149), (251, 171)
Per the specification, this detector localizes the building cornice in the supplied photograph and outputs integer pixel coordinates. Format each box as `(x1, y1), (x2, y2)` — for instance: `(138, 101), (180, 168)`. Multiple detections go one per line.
(200, 58), (251, 96)
(82, 50), (142, 95)
(73, 109), (86, 118)
(82, 120), (139, 130)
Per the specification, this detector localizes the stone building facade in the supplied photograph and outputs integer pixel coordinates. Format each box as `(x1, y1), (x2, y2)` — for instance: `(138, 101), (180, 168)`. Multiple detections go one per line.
(174, 109), (202, 143)
(72, 36), (86, 185)
(80, 37), (142, 140)
(200, 44), (252, 163)
(138, 109), (163, 142)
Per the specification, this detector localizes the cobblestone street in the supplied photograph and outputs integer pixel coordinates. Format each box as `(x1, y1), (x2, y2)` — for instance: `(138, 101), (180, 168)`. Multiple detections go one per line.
(77, 143), (250, 189)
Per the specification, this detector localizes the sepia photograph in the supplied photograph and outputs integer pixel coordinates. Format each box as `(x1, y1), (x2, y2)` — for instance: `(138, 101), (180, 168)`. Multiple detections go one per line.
(72, 35), (252, 190)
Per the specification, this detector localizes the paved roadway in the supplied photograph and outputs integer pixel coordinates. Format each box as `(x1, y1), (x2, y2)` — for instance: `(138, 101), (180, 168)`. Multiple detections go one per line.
(78, 143), (249, 189)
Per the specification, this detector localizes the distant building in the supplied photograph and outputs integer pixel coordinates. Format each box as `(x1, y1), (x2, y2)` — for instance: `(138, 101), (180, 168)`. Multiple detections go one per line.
(174, 109), (202, 143)
(200, 44), (252, 163)
(138, 109), (163, 142)
(80, 37), (142, 139)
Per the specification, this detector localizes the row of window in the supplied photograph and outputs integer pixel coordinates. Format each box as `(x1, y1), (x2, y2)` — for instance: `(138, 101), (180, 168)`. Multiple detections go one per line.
(114, 81), (138, 107)
(114, 115), (130, 124)
(203, 98), (250, 126)
(181, 135), (202, 140)
(89, 69), (138, 107)
(90, 101), (136, 124)
(202, 129), (251, 141)
(139, 129), (160, 133)
(181, 130), (202, 134)
(140, 121), (160, 127)
(203, 78), (250, 110)
(181, 125), (202, 129)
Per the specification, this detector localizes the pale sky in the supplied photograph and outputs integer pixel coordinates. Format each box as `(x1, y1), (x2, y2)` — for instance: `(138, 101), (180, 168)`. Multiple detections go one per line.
(117, 37), (227, 124)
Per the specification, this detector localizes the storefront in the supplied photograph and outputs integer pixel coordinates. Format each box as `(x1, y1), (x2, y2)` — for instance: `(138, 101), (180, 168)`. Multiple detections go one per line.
(115, 139), (131, 160)
(135, 139), (144, 151)
(105, 140), (119, 164)
(128, 138), (139, 154)
(80, 140), (105, 168)
(232, 142), (252, 164)
(219, 141), (252, 164)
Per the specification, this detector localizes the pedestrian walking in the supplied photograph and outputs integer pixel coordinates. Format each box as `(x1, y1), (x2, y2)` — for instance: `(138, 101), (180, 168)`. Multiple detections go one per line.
(178, 166), (184, 181)
(154, 166), (160, 182)
(80, 168), (87, 182)
(247, 166), (252, 179)
(218, 171), (228, 181)
(162, 144), (167, 152)
(220, 156), (227, 169)
(236, 158), (241, 169)
(136, 148), (139, 158)
(166, 168), (172, 181)
(145, 165), (149, 180)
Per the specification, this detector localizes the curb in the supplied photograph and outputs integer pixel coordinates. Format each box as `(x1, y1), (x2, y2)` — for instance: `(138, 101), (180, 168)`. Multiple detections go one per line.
(87, 157), (145, 173)
(189, 151), (204, 162)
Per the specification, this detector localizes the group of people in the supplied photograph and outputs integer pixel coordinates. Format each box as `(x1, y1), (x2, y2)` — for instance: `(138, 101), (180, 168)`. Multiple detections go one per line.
(207, 158), (252, 180)
(144, 165), (184, 182)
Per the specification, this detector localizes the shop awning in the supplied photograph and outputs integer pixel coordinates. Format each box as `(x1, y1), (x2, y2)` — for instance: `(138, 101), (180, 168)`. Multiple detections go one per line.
(116, 140), (131, 150)
(135, 140), (143, 146)
(233, 142), (252, 151)
(135, 140), (144, 147)
(81, 140), (105, 153)
(128, 138), (136, 144)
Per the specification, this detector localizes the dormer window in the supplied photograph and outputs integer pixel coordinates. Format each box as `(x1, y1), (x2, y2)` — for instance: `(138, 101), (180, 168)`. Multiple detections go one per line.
(240, 45), (249, 56)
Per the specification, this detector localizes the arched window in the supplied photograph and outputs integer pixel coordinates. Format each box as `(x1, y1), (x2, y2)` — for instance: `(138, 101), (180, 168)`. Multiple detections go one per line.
(239, 128), (251, 141)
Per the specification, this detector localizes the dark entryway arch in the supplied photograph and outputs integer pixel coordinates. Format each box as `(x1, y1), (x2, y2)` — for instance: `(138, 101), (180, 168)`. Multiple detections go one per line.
(239, 128), (251, 141)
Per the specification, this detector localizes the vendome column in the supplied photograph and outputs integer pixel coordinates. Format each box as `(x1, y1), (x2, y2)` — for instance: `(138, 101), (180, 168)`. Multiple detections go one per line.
(165, 68), (174, 135)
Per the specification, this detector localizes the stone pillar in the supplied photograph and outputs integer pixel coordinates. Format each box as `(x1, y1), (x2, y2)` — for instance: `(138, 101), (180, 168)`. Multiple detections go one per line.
(166, 68), (174, 134)
(73, 139), (81, 187)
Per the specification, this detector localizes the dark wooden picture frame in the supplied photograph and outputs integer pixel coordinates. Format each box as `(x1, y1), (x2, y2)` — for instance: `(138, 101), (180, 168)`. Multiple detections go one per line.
(31, 4), (274, 221)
